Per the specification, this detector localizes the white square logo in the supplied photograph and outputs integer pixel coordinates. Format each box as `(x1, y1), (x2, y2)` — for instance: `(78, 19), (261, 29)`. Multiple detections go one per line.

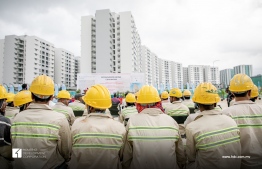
(12, 148), (22, 158)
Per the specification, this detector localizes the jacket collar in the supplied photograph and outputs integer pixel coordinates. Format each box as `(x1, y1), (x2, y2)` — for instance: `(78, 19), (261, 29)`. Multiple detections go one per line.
(233, 100), (255, 105)
(195, 109), (222, 121)
(140, 108), (163, 115)
(172, 101), (182, 104)
(27, 102), (53, 110)
(55, 102), (66, 106)
(86, 112), (113, 119)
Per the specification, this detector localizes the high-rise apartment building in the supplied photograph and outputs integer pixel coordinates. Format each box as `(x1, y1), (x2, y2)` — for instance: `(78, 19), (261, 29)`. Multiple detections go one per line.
(141, 46), (153, 85)
(74, 56), (81, 87)
(172, 62), (183, 88)
(54, 48), (75, 87)
(183, 67), (189, 85)
(233, 65), (253, 77)
(81, 9), (141, 74)
(1, 35), (55, 85)
(159, 59), (172, 89)
(0, 40), (4, 84)
(188, 65), (204, 85)
(152, 53), (160, 89)
(220, 69), (234, 87)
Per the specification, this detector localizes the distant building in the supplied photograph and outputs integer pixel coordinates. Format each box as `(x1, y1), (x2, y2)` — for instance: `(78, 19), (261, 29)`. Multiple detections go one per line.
(251, 74), (262, 88)
(183, 67), (189, 85)
(233, 65), (253, 77)
(0, 35), (55, 85)
(81, 9), (142, 74)
(74, 56), (80, 87)
(159, 59), (172, 89)
(172, 62), (183, 88)
(54, 48), (75, 87)
(220, 69), (234, 88)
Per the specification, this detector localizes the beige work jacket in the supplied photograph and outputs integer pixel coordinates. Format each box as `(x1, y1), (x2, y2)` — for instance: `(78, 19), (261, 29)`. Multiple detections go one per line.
(165, 101), (190, 116)
(69, 113), (126, 169)
(123, 108), (186, 169)
(223, 100), (262, 169)
(182, 99), (195, 108)
(186, 109), (241, 169)
(5, 106), (19, 122)
(52, 102), (76, 126)
(11, 103), (72, 169)
(68, 100), (86, 111)
(161, 100), (172, 111)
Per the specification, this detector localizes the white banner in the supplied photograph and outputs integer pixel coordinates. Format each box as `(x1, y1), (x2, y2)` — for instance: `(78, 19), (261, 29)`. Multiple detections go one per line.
(77, 73), (145, 94)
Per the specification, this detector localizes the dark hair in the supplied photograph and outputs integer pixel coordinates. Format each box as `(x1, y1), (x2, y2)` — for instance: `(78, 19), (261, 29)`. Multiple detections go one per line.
(184, 96), (190, 100)
(75, 94), (82, 100)
(7, 102), (14, 107)
(127, 102), (135, 107)
(0, 99), (5, 115)
(32, 93), (52, 102)
(198, 103), (215, 110)
(232, 91), (248, 98)
(22, 84), (27, 89)
(250, 97), (257, 102)
(114, 93), (117, 97)
(162, 98), (168, 100)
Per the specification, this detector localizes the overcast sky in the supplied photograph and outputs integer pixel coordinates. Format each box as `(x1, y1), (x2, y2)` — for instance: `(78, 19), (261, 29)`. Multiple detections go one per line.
(1, 0), (262, 75)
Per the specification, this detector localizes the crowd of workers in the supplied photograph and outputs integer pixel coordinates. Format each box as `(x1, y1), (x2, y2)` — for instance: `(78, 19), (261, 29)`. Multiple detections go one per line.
(0, 73), (261, 169)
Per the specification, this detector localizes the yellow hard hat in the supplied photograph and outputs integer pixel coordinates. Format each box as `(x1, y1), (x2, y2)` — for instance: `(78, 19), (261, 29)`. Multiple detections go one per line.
(14, 90), (33, 107)
(135, 92), (138, 96)
(169, 88), (182, 98)
(125, 93), (136, 103)
(30, 75), (54, 96)
(0, 85), (7, 100)
(250, 85), (259, 98)
(161, 91), (169, 99)
(229, 74), (254, 93)
(57, 90), (70, 99)
(82, 84), (112, 109)
(192, 82), (220, 105)
(183, 90), (191, 96)
(6, 93), (15, 103)
(136, 85), (161, 104)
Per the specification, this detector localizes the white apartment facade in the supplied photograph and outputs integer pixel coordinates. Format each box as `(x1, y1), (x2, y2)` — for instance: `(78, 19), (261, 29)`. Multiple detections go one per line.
(1, 35), (55, 85)
(171, 62), (183, 89)
(159, 59), (172, 89)
(141, 46), (153, 85)
(220, 69), (234, 87)
(74, 56), (81, 87)
(0, 40), (4, 84)
(183, 67), (189, 85)
(81, 9), (142, 74)
(233, 65), (253, 77)
(188, 65), (204, 85)
(54, 48), (75, 87)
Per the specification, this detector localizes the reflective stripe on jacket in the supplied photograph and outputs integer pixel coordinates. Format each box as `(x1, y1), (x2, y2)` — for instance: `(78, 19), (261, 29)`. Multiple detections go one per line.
(5, 106), (19, 120)
(223, 100), (262, 169)
(182, 99), (195, 108)
(69, 113), (126, 169)
(11, 103), (72, 169)
(165, 101), (190, 116)
(119, 106), (138, 123)
(52, 102), (76, 126)
(68, 100), (86, 111)
(123, 108), (186, 169)
(186, 109), (241, 169)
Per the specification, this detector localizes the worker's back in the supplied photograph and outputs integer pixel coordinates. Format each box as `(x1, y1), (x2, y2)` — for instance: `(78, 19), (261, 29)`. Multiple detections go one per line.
(165, 101), (189, 116)
(186, 109), (241, 169)
(11, 103), (71, 169)
(123, 108), (185, 169)
(223, 100), (262, 169)
(68, 100), (86, 111)
(69, 113), (126, 169)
